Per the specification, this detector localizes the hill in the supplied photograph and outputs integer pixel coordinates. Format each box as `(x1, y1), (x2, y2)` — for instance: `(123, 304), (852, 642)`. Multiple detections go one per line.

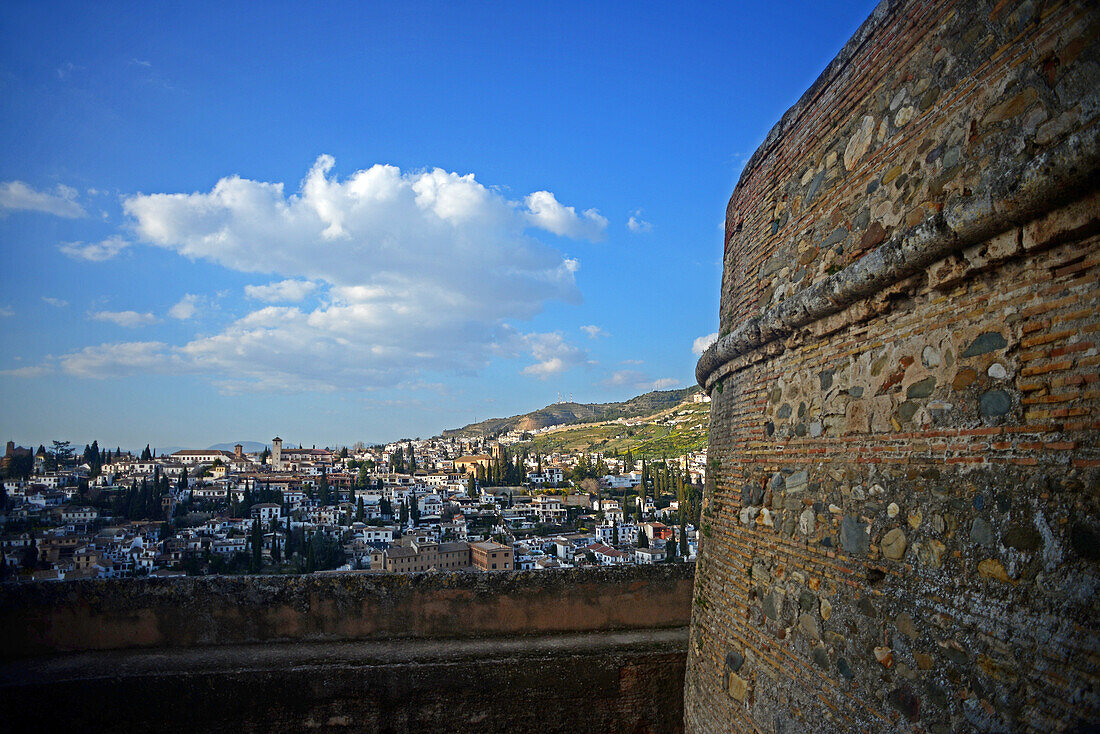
(514, 396), (709, 459)
(442, 386), (703, 439)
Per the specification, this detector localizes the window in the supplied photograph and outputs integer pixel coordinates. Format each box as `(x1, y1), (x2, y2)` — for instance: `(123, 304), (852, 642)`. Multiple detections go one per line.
(491, 563), (497, 569)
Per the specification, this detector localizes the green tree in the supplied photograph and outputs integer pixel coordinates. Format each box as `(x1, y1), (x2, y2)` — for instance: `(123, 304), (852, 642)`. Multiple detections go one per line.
(249, 519), (263, 573)
(22, 532), (37, 569)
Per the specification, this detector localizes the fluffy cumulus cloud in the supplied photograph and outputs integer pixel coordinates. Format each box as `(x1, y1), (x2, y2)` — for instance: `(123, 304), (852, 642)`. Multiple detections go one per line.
(518, 331), (589, 379)
(0, 181), (85, 218)
(168, 294), (201, 320)
(90, 310), (159, 328)
(56, 156), (599, 390)
(60, 235), (131, 261)
(626, 210), (652, 233)
(524, 191), (607, 241)
(244, 279), (318, 303)
(692, 332), (718, 355)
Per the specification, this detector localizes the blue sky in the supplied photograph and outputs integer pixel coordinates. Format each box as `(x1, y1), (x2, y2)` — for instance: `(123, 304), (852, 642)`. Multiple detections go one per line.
(0, 0), (876, 449)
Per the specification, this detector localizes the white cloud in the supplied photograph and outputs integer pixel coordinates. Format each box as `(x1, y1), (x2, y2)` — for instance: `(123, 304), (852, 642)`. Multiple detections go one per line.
(627, 210), (652, 233)
(245, 279), (318, 303)
(0, 365), (53, 378)
(168, 294), (201, 320)
(580, 324), (607, 339)
(79, 156), (600, 391)
(524, 190), (607, 241)
(0, 306), (14, 317)
(60, 342), (179, 378)
(60, 235), (131, 261)
(518, 331), (589, 379)
(42, 297), (68, 308)
(604, 369), (680, 392)
(692, 332), (718, 355)
(90, 310), (159, 328)
(0, 181), (85, 218)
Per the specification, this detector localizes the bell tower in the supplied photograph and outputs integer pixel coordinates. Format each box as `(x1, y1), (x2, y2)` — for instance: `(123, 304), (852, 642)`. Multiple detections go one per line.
(271, 437), (283, 472)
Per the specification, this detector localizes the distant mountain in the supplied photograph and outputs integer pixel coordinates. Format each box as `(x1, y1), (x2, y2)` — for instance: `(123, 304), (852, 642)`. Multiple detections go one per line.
(207, 441), (270, 454)
(442, 387), (702, 438)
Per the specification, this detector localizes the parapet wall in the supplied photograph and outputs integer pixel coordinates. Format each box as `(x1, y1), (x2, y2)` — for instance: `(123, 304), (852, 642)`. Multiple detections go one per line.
(3, 564), (693, 657)
(2, 565), (694, 733)
(691, 0), (1099, 732)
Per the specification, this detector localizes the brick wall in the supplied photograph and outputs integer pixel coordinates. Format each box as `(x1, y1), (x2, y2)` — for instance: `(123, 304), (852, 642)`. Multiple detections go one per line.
(689, 0), (1099, 731)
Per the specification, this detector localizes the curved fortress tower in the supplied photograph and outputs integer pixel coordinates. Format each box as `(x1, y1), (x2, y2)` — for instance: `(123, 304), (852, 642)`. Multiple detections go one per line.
(689, 0), (1099, 731)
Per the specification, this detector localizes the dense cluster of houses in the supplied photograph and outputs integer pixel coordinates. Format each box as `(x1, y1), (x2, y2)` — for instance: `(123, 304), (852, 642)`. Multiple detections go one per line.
(1, 434), (701, 581)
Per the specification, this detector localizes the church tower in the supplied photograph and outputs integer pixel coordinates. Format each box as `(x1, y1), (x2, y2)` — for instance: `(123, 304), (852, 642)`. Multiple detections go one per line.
(271, 437), (283, 472)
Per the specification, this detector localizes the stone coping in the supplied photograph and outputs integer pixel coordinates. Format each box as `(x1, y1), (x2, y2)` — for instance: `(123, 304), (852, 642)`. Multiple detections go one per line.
(696, 125), (1100, 391)
(0, 627), (690, 686)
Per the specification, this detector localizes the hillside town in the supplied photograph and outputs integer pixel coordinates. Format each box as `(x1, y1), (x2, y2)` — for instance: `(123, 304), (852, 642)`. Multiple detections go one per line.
(0, 432), (706, 581)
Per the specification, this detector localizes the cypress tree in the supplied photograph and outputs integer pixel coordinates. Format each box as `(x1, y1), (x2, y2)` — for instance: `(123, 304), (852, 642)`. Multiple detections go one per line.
(250, 519), (263, 573)
(305, 533), (316, 573)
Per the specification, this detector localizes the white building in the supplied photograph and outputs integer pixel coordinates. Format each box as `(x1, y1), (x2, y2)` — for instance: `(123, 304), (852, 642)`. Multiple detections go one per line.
(418, 493), (443, 517)
(251, 503), (282, 525)
(170, 449), (237, 465)
(634, 547), (666, 564)
(532, 495), (567, 524)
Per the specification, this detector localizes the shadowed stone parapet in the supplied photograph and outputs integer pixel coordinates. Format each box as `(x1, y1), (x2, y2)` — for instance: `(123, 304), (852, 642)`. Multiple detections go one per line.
(2, 564), (694, 657)
(1, 565), (694, 734)
(690, 0), (1099, 732)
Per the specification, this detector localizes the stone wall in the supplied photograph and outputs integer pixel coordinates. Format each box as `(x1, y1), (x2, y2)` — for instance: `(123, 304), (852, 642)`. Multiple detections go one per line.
(690, 0), (1099, 731)
(1, 565), (694, 733)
